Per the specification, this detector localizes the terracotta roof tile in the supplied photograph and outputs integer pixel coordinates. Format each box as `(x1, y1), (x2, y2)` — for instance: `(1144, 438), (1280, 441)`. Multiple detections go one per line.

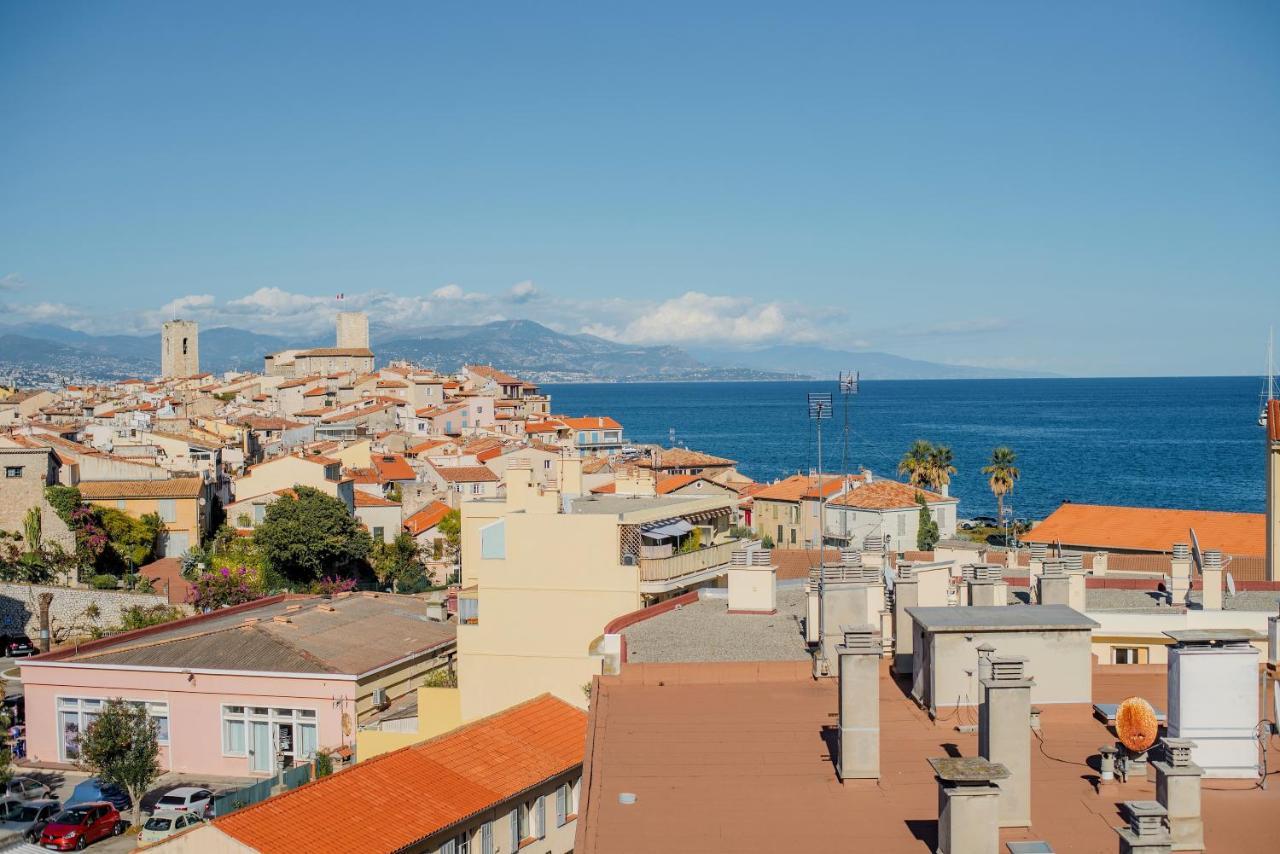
(78, 477), (204, 500)
(431, 464), (498, 483)
(371, 453), (416, 482)
(1024, 502), (1265, 556)
(354, 491), (400, 508)
(828, 479), (956, 510)
(404, 500), (452, 535)
(752, 473), (844, 503)
(215, 695), (585, 854)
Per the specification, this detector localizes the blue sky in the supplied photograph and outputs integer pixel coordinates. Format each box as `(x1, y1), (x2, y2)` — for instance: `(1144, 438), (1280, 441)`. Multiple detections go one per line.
(1, 2), (1278, 375)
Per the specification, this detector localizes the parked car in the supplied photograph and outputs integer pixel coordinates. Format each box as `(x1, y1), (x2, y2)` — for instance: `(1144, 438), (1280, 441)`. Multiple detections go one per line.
(38, 801), (123, 850)
(138, 810), (205, 847)
(0, 797), (61, 842)
(64, 778), (131, 813)
(5, 775), (52, 801)
(152, 787), (213, 818)
(0, 633), (35, 657)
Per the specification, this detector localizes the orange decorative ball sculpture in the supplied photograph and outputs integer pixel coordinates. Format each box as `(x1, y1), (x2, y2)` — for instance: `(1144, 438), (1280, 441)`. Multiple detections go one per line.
(1115, 696), (1159, 752)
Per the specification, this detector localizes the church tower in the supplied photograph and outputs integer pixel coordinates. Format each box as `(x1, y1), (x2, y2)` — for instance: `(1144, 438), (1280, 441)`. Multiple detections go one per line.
(161, 319), (200, 378)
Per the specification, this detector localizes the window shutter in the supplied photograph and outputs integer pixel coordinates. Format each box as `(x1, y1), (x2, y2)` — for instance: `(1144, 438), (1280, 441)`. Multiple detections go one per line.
(556, 785), (567, 826)
(509, 809), (518, 844)
(441, 838), (456, 854)
(482, 822), (493, 854)
(535, 795), (546, 838)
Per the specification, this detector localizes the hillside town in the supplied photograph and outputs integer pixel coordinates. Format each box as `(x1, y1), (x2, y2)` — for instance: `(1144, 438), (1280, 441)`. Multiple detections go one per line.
(0, 313), (1276, 853)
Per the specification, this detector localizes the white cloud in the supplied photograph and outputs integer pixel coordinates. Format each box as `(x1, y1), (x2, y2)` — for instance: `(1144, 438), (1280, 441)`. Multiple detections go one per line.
(431, 284), (465, 300)
(595, 291), (808, 345)
(508, 280), (538, 303)
(0, 273), (26, 292)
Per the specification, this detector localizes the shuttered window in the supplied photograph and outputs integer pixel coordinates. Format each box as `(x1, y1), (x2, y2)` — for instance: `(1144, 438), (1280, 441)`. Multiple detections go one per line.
(556, 785), (568, 827)
(534, 795), (546, 839)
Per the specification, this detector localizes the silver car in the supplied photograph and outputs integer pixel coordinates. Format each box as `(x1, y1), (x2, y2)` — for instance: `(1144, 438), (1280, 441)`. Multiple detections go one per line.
(4, 776), (52, 801)
(0, 797), (61, 842)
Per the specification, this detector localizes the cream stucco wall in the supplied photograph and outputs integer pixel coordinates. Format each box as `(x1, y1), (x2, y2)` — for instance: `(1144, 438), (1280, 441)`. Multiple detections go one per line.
(234, 456), (340, 501)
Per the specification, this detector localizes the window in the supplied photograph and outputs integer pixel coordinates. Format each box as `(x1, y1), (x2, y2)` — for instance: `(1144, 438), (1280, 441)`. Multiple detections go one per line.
(57, 697), (169, 761)
(897, 513), (906, 536)
(440, 833), (469, 854)
(3, 466), (21, 478)
(776, 525), (783, 543)
(556, 784), (569, 827)
(480, 821), (493, 854)
(158, 498), (177, 523)
(373, 527), (385, 541)
(1113, 647), (1148, 665)
(117, 499), (127, 510)
(533, 795), (546, 839)
(480, 520), (506, 560)
(223, 714), (247, 756)
(543, 459), (552, 469)
(221, 705), (317, 760)
(253, 504), (266, 525)
(789, 528), (796, 545)
(471, 482), (483, 495)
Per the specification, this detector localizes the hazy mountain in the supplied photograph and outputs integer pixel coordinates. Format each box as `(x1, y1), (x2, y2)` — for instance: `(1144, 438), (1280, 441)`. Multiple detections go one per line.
(0, 320), (1046, 383)
(687, 344), (1054, 381)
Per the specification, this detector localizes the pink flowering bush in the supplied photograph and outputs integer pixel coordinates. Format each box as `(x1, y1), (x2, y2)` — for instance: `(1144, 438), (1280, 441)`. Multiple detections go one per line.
(188, 565), (265, 611)
(310, 575), (357, 596)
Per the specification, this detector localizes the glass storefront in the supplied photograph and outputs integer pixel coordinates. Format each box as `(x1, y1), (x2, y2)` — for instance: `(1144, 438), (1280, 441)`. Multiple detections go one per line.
(221, 705), (318, 774)
(57, 697), (169, 762)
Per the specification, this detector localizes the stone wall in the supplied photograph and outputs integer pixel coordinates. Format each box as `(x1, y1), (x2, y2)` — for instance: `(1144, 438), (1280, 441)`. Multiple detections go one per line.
(0, 582), (176, 643)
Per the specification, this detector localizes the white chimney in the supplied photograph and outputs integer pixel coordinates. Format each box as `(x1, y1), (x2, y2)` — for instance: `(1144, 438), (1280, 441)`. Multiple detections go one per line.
(837, 625), (881, 781)
(1164, 629), (1261, 778)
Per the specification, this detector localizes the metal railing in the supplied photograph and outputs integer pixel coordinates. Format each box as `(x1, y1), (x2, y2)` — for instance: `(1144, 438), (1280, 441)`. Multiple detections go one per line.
(637, 539), (740, 583)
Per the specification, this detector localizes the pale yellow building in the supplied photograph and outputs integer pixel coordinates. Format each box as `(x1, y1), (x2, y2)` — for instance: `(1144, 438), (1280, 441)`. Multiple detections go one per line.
(456, 459), (740, 721)
(79, 476), (209, 556)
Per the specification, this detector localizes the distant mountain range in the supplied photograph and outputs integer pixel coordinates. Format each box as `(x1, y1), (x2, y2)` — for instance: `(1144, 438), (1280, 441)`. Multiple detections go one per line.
(0, 320), (1049, 383)
(688, 344), (1052, 381)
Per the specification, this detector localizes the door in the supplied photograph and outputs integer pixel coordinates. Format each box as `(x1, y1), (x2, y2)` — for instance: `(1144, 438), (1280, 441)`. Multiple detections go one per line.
(164, 531), (190, 557)
(275, 723), (294, 770)
(249, 721), (271, 773)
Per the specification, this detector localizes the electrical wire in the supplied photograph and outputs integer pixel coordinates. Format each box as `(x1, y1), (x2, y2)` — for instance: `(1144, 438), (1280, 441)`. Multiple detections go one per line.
(1032, 727), (1091, 769)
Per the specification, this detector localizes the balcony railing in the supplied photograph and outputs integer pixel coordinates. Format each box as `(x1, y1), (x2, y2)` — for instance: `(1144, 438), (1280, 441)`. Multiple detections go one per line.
(637, 539), (741, 583)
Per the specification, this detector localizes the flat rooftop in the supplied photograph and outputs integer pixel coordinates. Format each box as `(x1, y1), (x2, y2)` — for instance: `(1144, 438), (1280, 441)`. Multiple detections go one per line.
(577, 662), (1280, 853)
(567, 494), (720, 516)
(621, 588), (809, 663)
(28, 592), (456, 675)
(906, 604), (1100, 632)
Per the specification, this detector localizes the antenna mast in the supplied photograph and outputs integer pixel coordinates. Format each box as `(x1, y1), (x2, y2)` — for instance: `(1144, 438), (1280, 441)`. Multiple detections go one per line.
(807, 391), (833, 550)
(839, 371), (859, 478)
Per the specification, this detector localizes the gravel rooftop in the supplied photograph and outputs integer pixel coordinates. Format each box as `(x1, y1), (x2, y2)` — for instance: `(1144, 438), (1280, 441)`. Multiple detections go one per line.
(622, 587), (809, 663)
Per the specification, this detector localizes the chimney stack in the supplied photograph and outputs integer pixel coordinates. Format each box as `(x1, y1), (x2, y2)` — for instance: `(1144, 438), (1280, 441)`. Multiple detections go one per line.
(979, 655), (1034, 828)
(1164, 629), (1260, 778)
(1063, 553), (1087, 612)
(836, 625), (881, 781)
(1199, 550), (1223, 611)
(1115, 801), (1172, 854)
(892, 563), (919, 675)
(1037, 561), (1070, 607)
(1028, 542), (1047, 601)
(1153, 737), (1203, 851)
(727, 547), (776, 615)
(1170, 544), (1192, 606)
(968, 564), (1007, 607)
(929, 756), (1008, 854)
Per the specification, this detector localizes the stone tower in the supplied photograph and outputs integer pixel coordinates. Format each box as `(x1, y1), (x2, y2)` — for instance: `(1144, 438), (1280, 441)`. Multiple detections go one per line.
(336, 311), (369, 349)
(161, 320), (200, 378)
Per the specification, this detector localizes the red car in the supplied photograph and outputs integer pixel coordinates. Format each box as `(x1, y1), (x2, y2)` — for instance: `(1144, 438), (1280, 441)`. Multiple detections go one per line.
(39, 801), (124, 850)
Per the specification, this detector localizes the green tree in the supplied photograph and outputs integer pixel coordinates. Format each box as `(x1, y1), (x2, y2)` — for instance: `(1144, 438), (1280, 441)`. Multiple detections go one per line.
(927, 444), (956, 491)
(981, 446), (1020, 523)
(97, 509), (164, 571)
(76, 698), (161, 829)
(120, 604), (184, 631)
(437, 509), (461, 564)
(898, 440), (935, 488)
(370, 533), (425, 591)
(916, 492), (940, 551)
(22, 507), (42, 552)
(44, 485), (82, 525)
(253, 486), (372, 584)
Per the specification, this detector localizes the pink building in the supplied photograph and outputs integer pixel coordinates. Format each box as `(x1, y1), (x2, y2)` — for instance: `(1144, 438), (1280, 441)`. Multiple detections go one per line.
(20, 593), (455, 778)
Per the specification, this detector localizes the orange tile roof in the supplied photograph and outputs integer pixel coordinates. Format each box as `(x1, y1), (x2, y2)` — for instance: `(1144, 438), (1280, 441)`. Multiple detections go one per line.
(1024, 502), (1265, 556)
(371, 453), (416, 482)
(523, 420), (564, 434)
(593, 474), (721, 496)
(752, 474), (844, 503)
(559, 416), (622, 431)
(431, 463), (498, 483)
(215, 694), (585, 854)
(828, 479), (956, 510)
(404, 500), (453, 535)
(78, 476), (205, 500)
(646, 447), (736, 469)
(354, 490), (400, 508)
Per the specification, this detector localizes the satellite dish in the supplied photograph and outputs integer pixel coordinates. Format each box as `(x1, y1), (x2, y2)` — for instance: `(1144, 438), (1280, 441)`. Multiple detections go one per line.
(1226, 571), (1237, 598)
(883, 564), (895, 592)
(1116, 697), (1159, 753)
(1189, 528), (1203, 574)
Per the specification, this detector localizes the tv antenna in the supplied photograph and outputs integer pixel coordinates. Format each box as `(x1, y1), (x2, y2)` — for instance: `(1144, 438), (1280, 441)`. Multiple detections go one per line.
(838, 371), (858, 480)
(807, 391), (833, 552)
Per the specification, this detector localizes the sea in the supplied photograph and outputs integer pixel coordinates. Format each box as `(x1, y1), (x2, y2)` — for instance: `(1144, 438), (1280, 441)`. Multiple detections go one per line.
(543, 376), (1271, 520)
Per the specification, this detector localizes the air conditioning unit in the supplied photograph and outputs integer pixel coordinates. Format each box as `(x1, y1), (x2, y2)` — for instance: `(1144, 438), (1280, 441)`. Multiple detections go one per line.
(372, 687), (388, 709)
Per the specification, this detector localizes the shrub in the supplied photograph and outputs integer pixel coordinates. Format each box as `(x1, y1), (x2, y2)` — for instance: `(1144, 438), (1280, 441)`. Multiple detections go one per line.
(761, 534), (775, 549)
(90, 574), (119, 590)
(120, 604), (184, 631)
(188, 566), (266, 611)
(310, 575), (357, 596)
(314, 751), (334, 779)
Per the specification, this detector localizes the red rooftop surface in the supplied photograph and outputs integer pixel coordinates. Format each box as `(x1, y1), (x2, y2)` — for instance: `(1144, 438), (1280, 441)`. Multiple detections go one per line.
(216, 694), (586, 854)
(576, 661), (1280, 853)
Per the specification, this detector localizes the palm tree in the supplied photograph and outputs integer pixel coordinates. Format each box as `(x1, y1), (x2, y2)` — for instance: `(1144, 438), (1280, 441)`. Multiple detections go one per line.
(898, 440), (934, 488)
(927, 445), (956, 491)
(981, 446), (1020, 522)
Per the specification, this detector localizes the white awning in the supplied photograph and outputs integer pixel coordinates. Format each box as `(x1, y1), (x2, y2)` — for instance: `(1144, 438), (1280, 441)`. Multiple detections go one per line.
(641, 519), (694, 540)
